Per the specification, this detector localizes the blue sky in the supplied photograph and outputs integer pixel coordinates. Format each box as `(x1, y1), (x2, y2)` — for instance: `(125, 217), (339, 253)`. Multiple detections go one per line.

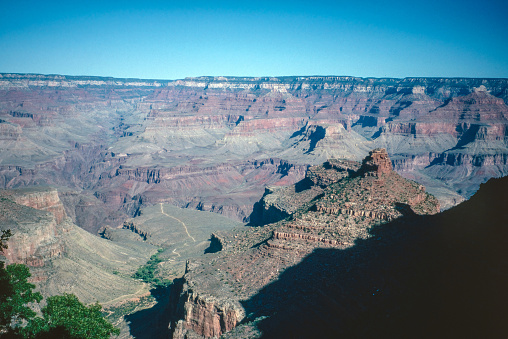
(0, 0), (507, 79)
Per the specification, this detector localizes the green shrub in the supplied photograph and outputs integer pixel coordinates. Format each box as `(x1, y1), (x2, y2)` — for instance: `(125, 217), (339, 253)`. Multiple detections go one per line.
(0, 230), (119, 339)
(132, 249), (172, 287)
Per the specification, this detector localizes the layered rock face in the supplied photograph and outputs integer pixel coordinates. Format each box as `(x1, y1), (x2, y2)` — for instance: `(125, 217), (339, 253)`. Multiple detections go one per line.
(169, 150), (440, 338)
(172, 285), (242, 339)
(0, 199), (63, 267)
(10, 187), (67, 223)
(220, 176), (508, 338)
(0, 188), (67, 266)
(357, 148), (393, 177)
(0, 74), (507, 231)
(0, 187), (158, 306)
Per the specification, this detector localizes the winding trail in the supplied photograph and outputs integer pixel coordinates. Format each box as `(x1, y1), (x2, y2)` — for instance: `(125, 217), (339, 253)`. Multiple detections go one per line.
(160, 203), (196, 242)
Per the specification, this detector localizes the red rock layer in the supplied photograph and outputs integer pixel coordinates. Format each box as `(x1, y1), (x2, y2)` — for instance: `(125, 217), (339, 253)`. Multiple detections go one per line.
(358, 148), (393, 177)
(12, 188), (67, 224)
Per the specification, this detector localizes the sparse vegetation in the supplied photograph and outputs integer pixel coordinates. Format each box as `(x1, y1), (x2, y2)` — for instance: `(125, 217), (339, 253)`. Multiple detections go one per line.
(0, 230), (120, 339)
(132, 249), (171, 287)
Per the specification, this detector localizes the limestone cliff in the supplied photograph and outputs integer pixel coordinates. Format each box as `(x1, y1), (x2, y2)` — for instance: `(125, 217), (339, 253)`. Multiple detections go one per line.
(10, 187), (67, 223)
(0, 187), (68, 266)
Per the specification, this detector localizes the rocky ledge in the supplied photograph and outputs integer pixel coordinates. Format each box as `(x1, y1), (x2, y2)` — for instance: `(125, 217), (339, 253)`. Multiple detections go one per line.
(168, 149), (440, 338)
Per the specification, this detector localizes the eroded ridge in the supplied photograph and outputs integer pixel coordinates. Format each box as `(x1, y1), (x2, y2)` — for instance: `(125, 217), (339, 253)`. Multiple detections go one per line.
(169, 149), (440, 338)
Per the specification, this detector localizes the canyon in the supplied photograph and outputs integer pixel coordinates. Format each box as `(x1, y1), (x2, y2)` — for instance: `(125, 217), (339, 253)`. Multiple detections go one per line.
(168, 149), (441, 338)
(1, 73), (508, 338)
(0, 185), (241, 338)
(0, 187), (156, 304)
(0, 74), (507, 231)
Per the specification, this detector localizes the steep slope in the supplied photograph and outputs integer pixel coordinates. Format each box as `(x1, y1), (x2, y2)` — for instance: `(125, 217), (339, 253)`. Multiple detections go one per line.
(168, 149), (441, 338)
(0, 187), (157, 305)
(236, 176), (508, 338)
(168, 158), (508, 339)
(0, 186), (248, 339)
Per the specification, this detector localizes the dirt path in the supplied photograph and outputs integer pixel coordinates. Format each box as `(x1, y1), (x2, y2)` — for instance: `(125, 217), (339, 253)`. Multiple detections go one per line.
(102, 283), (151, 306)
(160, 203), (196, 242)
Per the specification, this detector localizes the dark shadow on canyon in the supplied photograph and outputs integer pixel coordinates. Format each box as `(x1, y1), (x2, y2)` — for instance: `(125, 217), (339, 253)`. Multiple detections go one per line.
(125, 284), (173, 339)
(241, 176), (508, 339)
(248, 200), (290, 227)
(248, 177), (315, 226)
(305, 125), (327, 154)
(452, 123), (481, 150)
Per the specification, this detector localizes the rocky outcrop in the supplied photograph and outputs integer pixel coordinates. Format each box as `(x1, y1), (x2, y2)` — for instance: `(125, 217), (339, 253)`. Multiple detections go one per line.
(0, 188), (66, 266)
(11, 187), (67, 223)
(222, 176), (508, 338)
(272, 230), (343, 246)
(357, 148), (393, 177)
(168, 151), (440, 338)
(122, 221), (150, 240)
(249, 149), (437, 226)
(306, 159), (360, 187)
(172, 289), (243, 338)
(1, 217), (64, 267)
(315, 206), (393, 221)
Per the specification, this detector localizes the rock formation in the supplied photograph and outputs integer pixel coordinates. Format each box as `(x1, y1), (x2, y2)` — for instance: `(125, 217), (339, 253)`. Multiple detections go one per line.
(228, 175), (508, 338)
(0, 193), (64, 267)
(0, 187), (157, 306)
(357, 148), (393, 177)
(0, 73), (507, 231)
(168, 150), (440, 338)
(9, 187), (67, 223)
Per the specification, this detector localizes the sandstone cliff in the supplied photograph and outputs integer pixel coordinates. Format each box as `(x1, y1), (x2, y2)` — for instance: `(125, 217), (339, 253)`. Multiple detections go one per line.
(0, 187), (68, 265)
(10, 187), (67, 223)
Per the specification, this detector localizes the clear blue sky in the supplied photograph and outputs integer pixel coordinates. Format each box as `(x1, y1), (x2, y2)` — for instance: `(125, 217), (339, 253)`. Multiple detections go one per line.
(1, 0), (507, 79)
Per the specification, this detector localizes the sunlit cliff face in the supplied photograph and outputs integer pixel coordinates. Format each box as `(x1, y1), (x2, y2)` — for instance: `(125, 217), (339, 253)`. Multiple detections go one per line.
(0, 74), (506, 227)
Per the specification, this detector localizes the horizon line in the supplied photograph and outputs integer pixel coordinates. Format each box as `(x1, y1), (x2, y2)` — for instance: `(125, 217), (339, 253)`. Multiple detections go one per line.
(1, 72), (508, 82)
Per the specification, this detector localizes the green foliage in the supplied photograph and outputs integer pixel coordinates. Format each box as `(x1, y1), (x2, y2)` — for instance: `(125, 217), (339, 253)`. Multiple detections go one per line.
(132, 249), (172, 287)
(24, 294), (120, 339)
(1, 229), (12, 250)
(0, 229), (119, 339)
(0, 231), (42, 334)
(0, 264), (43, 330)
